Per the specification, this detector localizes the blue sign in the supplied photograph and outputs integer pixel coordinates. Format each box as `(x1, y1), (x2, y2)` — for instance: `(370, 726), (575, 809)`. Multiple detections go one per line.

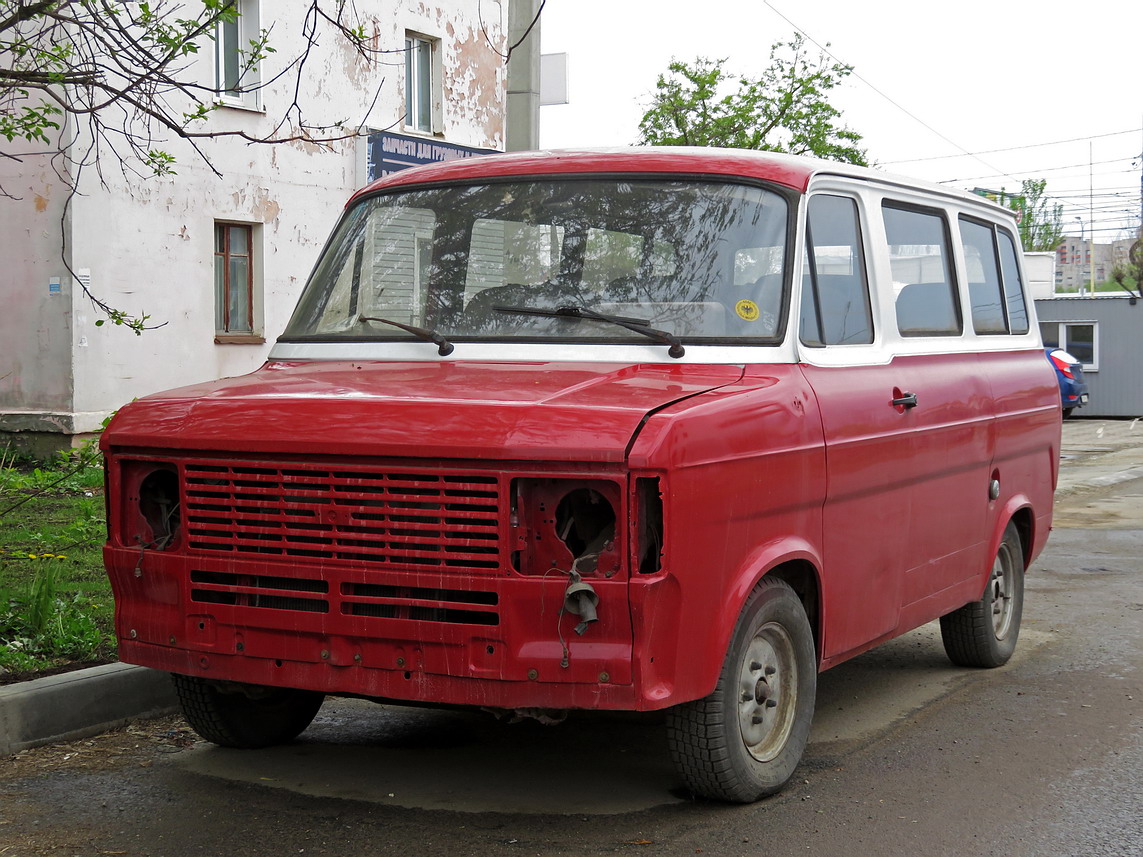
(367, 131), (496, 182)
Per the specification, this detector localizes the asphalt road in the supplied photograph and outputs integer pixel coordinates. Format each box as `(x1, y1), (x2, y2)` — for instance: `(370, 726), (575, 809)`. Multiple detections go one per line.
(2, 419), (1141, 857)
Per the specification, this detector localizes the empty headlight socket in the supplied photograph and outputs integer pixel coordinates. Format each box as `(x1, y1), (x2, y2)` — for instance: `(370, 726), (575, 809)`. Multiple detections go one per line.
(510, 478), (622, 577)
(120, 461), (182, 550)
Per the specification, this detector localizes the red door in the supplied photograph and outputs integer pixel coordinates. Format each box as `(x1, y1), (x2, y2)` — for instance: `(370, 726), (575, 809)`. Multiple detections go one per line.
(800, 362), (912, 662)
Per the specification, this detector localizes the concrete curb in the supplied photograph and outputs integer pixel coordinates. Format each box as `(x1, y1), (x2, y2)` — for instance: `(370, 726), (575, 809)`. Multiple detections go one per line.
(0, 663), (177, 756)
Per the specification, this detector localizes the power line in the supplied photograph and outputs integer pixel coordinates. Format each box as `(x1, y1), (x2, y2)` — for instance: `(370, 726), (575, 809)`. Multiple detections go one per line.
(761, 1), (1142, 238)
(761, 0), (1012, 180)
(883, 127), (1143, 165)
(939, 156), (1137, 184)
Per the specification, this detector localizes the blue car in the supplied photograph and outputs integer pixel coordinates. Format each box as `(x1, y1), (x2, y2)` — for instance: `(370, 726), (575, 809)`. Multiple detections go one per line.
(1046, 348), (1089, 417)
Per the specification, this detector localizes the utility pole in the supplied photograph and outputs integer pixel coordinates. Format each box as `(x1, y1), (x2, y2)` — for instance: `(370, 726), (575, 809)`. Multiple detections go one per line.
(1090, 142), (1096, 296)
(506, 0), (542, 152)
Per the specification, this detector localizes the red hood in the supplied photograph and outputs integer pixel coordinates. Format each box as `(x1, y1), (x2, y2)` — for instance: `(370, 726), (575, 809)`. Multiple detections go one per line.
(103, 361), (745, 462)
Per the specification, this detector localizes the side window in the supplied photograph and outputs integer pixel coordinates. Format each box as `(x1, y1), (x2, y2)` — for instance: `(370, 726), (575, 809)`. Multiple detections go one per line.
(799, 194), (874, 346)
(997, 231), (1029, 334)
(883, 204), (961, 336)
(960, 218), (1007, 334)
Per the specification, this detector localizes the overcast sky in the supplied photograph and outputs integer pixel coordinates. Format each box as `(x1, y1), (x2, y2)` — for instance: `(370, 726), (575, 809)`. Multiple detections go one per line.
(537, 0), (1143, 242)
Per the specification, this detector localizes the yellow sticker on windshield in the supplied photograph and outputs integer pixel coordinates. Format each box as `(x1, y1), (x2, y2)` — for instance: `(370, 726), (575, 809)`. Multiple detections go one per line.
(735, 299), (760, 322)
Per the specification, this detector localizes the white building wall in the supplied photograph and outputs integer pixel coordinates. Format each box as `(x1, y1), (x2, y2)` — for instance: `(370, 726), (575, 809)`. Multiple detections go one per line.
(1023, 252), (1055, 300)
(0, 138), (75, 425)
(0, 1), (508, 446)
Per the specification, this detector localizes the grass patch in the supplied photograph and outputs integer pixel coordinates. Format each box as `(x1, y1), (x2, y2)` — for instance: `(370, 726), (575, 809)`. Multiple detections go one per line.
(0, 445), (115, 681)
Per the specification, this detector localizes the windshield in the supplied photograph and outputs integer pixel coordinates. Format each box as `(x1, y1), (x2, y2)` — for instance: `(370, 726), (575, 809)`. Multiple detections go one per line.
(282, 178), (791, 346)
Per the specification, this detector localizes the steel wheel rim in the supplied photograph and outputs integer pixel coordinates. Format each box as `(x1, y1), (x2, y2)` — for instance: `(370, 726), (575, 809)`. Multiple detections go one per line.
(737, 622), (798, 763)
(989, 542), (1016, 640)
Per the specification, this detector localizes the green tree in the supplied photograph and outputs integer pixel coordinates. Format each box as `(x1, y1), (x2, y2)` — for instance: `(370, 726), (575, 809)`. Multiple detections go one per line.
(1110, 238), (1141, 297)
(1007, 179), (1065, 252)
(1, 0), (388, 331)
(637, 34), (867, 166)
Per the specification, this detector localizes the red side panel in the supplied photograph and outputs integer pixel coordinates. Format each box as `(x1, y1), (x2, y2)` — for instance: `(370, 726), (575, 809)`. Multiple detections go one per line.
(626, 365), (826, 704)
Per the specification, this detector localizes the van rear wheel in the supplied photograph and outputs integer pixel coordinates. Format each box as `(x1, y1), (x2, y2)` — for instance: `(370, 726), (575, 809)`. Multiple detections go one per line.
(666, 577), (816, 803)
(940, 521), (1024, 668)
(171, 673), (324, 748)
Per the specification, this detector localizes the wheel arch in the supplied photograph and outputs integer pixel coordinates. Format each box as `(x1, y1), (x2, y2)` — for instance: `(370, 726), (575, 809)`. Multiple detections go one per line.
(995, 497), (1036, 571)
(710, 539), (824, 686)
(1009, 504), (1035, 569)
(763, 560), (822, 663)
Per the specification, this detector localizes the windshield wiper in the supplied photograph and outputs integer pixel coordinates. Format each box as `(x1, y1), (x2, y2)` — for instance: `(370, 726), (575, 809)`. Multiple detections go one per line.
(358, 316), (454, 356)
(492, 305), (685, 358)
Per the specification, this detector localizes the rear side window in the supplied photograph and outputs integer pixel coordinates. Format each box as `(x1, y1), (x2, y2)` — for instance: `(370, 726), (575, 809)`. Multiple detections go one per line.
(959, 217), (1030, 335)
(960, 217), (1007, 334)
(799, 194), (874, 346)
(997, 231), (1029, 334)
(883, 204), (961, 336)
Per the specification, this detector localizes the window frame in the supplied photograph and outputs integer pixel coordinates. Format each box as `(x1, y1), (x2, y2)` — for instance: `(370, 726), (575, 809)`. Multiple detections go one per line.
(279, 176), (797, 347)
(799, 192), (875, 348)
(214, 221), (263, 344)
(958, 215), (1029, 337)
(404, 33), (441, 135)
(1040, 320), (1099, 372)
(214, 0), (261, 109)
(959, 215), (1008, 335)
(881, 201), (963, 338)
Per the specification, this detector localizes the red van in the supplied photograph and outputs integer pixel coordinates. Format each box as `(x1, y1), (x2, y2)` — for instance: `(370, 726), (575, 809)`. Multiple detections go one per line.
(102, 149), (1060, 803)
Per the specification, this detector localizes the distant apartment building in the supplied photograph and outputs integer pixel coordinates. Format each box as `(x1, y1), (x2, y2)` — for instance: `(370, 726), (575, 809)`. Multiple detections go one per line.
(1, 2), (511, 454)
(1054, 237), (1136, 291)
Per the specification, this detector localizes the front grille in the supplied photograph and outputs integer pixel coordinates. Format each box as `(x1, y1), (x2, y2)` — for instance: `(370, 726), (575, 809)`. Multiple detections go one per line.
(182, 461), (503, 572)
(341, 582), (500, 625)
(188, 568), (500, 625)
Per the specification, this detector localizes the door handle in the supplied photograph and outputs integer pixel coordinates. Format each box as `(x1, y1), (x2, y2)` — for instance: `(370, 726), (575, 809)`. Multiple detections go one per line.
(890, 392), (918, 409)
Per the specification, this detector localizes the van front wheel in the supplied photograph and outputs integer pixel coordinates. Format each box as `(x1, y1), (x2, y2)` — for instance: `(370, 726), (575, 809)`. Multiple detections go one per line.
(171, 673), (324, 748)
(666, 578), (817, 803)
(940, 521), (1024, 668)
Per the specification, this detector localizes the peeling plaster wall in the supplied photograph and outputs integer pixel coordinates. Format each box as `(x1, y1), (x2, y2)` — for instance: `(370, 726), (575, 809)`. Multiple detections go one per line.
(5, 1), (507, 436)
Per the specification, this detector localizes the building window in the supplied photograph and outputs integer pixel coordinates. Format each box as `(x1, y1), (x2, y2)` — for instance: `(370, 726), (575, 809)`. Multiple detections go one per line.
(405, 34), (438, 133)
(214, 222), (259, 340)
(215, 0), (260, 107)
(1040, 321), (1098, 371)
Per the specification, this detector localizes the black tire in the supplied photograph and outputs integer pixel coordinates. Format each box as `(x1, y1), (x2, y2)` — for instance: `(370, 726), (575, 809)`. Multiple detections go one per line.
(1062, 407), (1074, 419)
(666, 577), (817, 803)
(171, 673), (324, 748)
(940, 521), (1024, 668)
